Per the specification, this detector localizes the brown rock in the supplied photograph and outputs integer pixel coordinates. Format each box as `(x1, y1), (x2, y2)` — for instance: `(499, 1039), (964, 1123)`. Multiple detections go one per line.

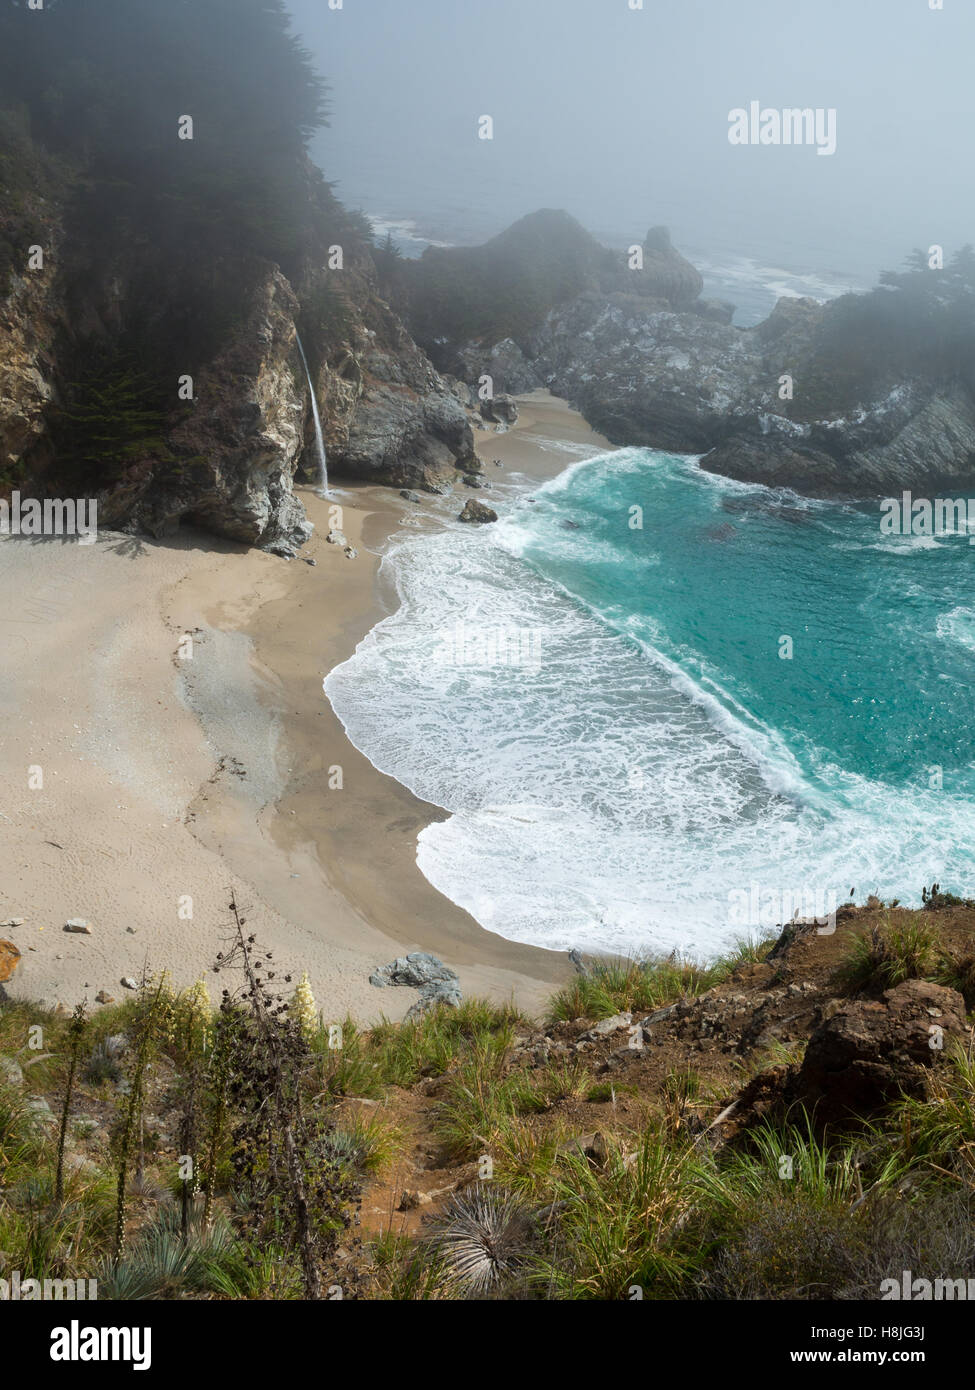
(558, 1131), (609, 1167)
(0, 940), (21, 984)
(458, 498), (498, 524)
(795, 979), (968, 1123)
(399, 1190), (433, 1211)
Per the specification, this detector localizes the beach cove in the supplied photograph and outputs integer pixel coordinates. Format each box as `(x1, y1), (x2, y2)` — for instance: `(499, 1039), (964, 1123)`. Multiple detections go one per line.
(0, 394), (612, 1022)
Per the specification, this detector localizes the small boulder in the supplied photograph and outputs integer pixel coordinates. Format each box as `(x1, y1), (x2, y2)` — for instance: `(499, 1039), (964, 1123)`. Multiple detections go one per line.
(795, 979), (969, 1123)
(64, 919), (92, 935)
(405, 981), (463, 1021)
(641, 1002), (679, 1027)
(64, 1153), (99, 1176)
(458, 499), (498, 524)
(369, 952), (459, 990)
(25, 1097), (55, 1129)
(581, 1012), (633, 1042)
(479, 394), (519, 426)
(400, 490), (421, 503)
(0, 940), (21, 984)
(326, 529), (347, 546)
(399, 1190), (433, 1211)
(558, 1131), (609, 1168)
(0, 1057), (24, 1087)
(120, 977), (138, 991)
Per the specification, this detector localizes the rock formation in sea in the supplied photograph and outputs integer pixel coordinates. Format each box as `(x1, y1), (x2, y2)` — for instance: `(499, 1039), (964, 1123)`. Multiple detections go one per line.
(404, 215), (975, 499)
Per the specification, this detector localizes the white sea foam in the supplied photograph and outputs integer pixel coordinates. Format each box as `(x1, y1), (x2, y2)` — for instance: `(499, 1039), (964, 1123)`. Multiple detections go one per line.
(937, 607), (975, 654)
(324, 516), (974, 959)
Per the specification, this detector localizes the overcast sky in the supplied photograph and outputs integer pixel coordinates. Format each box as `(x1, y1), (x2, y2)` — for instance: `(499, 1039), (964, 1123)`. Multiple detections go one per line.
(285, 0), (974, 282)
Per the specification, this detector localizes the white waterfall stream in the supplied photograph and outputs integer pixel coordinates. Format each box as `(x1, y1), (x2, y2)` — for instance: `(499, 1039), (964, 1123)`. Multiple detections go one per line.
(295, 332), (329, 497)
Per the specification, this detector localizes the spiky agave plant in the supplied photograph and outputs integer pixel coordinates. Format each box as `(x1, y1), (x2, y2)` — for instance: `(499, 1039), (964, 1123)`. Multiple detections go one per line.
(425, 1187), (537, 1298)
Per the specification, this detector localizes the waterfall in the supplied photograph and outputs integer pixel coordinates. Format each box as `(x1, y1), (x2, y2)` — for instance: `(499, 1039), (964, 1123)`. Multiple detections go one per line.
(295, 331), (329, 498)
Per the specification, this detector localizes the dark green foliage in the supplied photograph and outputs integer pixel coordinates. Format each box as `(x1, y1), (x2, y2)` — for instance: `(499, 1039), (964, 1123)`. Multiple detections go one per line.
(838, 915), (940, 994)
(0, 106), (69, 298)
(0, 0), (373, 496)
(404, 209), (620, 355)
(0, 0), (325, 175)
(54, 351), (170, 487)
(373, 230), (404, 302)
(297, 282), (355, 366)
(110, 975), (168, 1268)
(787, 246), (975, 420)
(922, 881), (975, 910)
(54, 1003), (87, 1206)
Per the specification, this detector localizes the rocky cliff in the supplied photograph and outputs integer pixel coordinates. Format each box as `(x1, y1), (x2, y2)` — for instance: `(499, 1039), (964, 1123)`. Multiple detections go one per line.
(414, 218), (975, 499)
(0, 140), (477, 554)
(0, 0), (478, 557)
(525, 290), (975, 496)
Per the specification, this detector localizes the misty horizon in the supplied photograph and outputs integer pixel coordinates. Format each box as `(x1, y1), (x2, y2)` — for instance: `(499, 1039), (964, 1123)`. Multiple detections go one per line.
(286, 0), (973, 313)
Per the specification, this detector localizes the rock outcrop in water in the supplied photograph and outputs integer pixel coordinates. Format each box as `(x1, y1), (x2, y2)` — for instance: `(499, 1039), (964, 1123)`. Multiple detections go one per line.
(524, 290), (975, 496)
(404, 215), (975, 499)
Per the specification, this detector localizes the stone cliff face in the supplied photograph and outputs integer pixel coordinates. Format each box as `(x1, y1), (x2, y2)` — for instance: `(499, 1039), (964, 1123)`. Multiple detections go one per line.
(7, 166), (974, 529)
(402, 211), (706, 382)
(0, 147), (477, 553)
(454, 271), (975, 498)
(102, 268), (311, 553)
(0, 266), (60, 489)
(314, 284), (476, 493)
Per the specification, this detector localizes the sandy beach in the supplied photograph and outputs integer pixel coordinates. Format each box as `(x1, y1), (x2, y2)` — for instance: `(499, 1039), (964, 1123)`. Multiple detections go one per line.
(0, 392), (613, 1023)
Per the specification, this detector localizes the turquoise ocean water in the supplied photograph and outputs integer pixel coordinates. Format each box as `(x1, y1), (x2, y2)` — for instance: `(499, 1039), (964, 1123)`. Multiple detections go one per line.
(324, 450), (975, 958)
